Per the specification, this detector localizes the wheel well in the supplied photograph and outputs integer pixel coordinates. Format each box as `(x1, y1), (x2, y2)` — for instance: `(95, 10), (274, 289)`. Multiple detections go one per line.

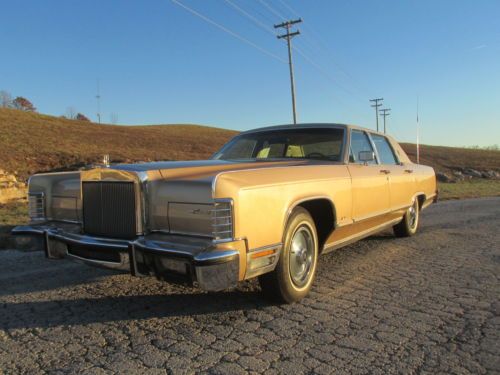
(416, 194), (426, 209)
(296, 199), (336, 252)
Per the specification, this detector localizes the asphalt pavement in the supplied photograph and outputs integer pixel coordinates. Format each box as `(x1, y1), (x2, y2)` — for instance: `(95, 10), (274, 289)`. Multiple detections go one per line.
(1, 197), (499, 374)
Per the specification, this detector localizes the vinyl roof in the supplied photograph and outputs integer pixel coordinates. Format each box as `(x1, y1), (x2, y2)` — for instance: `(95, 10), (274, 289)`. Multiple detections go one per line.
(242, 123), (387, 136)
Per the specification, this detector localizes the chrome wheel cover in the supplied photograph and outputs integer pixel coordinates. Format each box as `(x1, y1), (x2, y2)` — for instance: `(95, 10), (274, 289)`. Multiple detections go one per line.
(408, 202), (418, 228)
(289, 226), (315, 288)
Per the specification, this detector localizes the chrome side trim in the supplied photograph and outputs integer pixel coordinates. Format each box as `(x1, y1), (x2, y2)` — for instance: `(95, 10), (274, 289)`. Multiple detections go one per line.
(212, 236), (247, 245)
(249, 242), (283, 253)
(322, 218), (401, 254)
(352, 209), (392, 223)
(390, 204), (412, 212)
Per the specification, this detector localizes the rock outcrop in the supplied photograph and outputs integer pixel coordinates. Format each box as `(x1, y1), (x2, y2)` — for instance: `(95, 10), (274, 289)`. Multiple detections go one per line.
(0, 169), (27, 203)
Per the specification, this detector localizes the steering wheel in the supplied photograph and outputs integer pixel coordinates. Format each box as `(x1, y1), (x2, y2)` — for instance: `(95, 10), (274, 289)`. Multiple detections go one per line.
(305, 152), (326, 159)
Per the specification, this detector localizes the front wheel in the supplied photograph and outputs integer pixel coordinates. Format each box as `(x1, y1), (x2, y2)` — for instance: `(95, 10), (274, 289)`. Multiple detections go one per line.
(393, 199), (420, 237)
(258, 207), (318, 303)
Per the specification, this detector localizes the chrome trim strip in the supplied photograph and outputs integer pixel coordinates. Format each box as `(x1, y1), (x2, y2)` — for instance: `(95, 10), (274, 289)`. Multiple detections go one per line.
(132, 240), (197, 258)
(352, 209), (392, 223)
(323, 218), (401, 253)
(388, 204), (412, 212)
(194, 250), (239, 265)
(212, 236), (246, 245)
(45, 218), (82, 225)
(65, 252), (130, 270)
(249, 242), (283, 253)
(50, 232), (129, 250)
(169, 229), (213, 238)
(136, 171), (149, 235)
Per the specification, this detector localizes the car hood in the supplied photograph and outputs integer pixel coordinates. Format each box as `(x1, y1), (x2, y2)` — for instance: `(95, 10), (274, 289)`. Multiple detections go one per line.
(112, 159), (311, 181)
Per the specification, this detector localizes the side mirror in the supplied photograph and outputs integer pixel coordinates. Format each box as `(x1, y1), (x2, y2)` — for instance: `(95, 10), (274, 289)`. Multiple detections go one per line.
(358, 151), (375, 164)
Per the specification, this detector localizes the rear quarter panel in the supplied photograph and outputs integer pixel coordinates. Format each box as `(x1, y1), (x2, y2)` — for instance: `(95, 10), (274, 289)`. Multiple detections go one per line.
(414, 164), (437, 205)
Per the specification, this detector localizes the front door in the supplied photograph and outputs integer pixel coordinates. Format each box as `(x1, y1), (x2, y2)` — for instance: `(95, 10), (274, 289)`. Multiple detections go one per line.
(347, 130), (390, 222)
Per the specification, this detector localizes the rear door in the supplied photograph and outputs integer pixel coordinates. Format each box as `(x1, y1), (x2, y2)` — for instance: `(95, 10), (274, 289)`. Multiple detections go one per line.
(370, 134), (416, 211)
(347, 130), (390, 221)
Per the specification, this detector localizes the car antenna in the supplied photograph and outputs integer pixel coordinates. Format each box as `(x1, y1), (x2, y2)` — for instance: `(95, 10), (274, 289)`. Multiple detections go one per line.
(416, 96), (420, 164)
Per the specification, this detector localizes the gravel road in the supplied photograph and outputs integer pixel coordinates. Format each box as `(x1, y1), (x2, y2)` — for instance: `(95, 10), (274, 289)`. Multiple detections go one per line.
(1, 198), (499, 374)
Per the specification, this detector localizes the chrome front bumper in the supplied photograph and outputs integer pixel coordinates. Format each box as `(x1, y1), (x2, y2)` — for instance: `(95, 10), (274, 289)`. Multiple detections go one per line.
(12, 224), (240, 291)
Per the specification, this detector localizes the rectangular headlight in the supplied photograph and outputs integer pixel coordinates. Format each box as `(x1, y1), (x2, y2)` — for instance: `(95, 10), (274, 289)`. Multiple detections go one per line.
(212, 199), (233, 241)
(28, 192), (46, 221)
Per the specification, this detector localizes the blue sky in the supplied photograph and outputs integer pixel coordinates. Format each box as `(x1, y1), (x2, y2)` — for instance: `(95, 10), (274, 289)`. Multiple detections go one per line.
(1, 0), (499, 147)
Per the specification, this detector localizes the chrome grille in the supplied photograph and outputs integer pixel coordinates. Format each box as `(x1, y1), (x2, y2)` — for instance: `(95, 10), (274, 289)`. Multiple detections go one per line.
(82, 181), (137, 239)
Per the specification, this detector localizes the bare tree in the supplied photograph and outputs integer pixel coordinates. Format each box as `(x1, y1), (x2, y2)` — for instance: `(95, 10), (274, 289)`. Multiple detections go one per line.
(110, 113), (118, 125)
(65, 106), (77, 119)
(0, 90), (12, 108)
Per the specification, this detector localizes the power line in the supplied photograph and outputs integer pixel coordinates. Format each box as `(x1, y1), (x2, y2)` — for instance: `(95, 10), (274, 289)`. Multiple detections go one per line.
(222, 0), (276, 36)
(379, 108), (391, 134)
(275, 18), (302, 125)
(229, 0), (366, 104)
(292, 45), (362, 101)
(258, 0), (287, 21)
(370, 98), (383, 132)
(171, 0), (286, 63)
(276, 0), (373, 99)
(276, 0), (301, 18)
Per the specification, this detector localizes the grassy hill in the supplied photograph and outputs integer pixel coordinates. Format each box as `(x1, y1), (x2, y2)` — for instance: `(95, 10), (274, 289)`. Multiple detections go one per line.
(0, 108), (236, 180)
(400, 143), (499, 174)
(0, 108), (498, 181)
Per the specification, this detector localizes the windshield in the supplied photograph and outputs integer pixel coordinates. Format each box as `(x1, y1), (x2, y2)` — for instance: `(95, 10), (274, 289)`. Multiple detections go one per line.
(212, 128), (345, 161)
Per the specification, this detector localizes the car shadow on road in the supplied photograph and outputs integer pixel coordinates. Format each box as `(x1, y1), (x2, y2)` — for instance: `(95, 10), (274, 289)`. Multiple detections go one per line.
(0, 252), (120, 298)
(1, 289), (274, 330)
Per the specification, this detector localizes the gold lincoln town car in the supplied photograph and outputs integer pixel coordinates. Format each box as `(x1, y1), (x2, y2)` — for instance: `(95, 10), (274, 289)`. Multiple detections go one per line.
(13, 124), (437, 302)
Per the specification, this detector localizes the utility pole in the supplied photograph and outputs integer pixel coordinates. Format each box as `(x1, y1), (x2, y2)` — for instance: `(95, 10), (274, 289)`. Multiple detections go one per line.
(379, 108), (391, 134)
(369, 98), (383, 132)
(96, 79), (101, 124)
(274, 18), (302, 125)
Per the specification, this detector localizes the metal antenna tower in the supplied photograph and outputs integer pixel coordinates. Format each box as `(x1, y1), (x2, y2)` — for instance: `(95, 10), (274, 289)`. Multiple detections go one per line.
(96, 79), (101, 124)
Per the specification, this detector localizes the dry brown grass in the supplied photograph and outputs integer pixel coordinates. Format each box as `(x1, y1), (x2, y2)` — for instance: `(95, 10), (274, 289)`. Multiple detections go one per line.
(0, 108), (236, 180)
(401, 143), (500, 173)
(1, 108), (498, 181)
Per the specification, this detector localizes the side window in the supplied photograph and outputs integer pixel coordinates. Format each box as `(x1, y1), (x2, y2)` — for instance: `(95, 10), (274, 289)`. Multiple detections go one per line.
(349, 130), (376, 164)
(219, 138), (256, 159)
(371, 135), (398, 165)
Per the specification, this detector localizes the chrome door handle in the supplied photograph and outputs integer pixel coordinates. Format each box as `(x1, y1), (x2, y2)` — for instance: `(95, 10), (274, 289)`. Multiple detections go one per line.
(380, 169), (391, 174)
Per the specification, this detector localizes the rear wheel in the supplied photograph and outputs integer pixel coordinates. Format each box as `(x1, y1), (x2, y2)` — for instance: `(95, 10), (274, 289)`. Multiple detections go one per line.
(393, 198), (420, 237)
(258, 207), (318, 303)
